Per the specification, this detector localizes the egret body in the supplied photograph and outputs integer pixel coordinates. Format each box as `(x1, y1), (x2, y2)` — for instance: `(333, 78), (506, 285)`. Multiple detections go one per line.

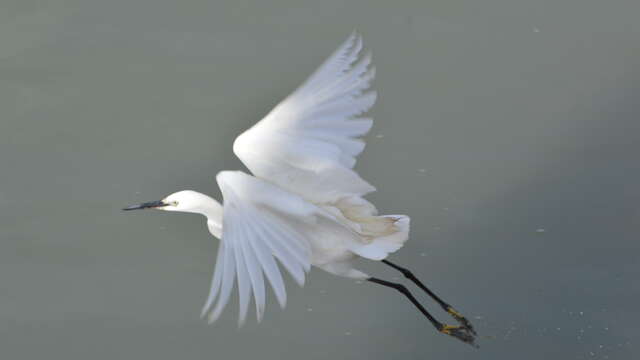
(124, 33), (477, 346)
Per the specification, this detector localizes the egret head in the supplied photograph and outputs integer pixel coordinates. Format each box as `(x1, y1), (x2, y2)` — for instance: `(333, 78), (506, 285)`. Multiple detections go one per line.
(123, 190), (212, 214)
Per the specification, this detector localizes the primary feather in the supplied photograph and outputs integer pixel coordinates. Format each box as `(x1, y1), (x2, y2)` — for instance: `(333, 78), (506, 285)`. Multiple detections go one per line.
(233, 32), (377, 204)
(202, 171), (318, 324)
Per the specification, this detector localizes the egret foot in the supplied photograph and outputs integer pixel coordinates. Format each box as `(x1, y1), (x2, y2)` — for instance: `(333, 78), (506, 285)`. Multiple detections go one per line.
(447, 307), (477, 336)
(380, 260), (479, 340)
(439, 324), (478, 348)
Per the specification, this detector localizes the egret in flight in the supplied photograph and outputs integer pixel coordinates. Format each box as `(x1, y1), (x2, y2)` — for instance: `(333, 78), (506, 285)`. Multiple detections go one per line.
(124, 33), (477, 346)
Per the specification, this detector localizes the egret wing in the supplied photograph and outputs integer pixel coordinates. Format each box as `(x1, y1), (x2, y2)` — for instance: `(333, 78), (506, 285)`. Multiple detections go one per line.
(201, 170), (317, 325)
(233, 32), (377, 203)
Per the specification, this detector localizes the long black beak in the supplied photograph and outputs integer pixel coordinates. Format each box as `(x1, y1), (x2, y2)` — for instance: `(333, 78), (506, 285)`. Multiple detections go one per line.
(122, 200), (169, 211)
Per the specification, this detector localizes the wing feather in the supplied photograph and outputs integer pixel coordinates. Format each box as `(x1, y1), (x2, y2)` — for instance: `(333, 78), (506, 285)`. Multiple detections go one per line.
(207, 242), (236, 323)
(201, 242), (225, 317)
(201, 171), (316, 324)
(233, 216), (252, 326)
(233, 33), (378, 203)
(254, 211), (307, 286)
(239, 231), (266, 323)
(248, 232), (287, 309)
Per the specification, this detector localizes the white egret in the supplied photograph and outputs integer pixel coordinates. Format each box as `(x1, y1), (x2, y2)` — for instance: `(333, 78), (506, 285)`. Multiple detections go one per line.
(124, 33), (477, 346)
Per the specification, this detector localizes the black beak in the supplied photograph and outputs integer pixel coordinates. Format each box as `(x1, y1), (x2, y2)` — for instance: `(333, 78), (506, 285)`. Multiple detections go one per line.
(122, 200), (169, 211)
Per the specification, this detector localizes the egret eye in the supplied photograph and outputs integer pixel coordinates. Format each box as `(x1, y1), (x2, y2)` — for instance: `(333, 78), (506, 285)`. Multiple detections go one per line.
(172, 201), (179, 207)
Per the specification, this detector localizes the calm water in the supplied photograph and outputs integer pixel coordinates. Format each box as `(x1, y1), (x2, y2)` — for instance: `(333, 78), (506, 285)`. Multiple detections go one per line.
(1, 1), (639, 359)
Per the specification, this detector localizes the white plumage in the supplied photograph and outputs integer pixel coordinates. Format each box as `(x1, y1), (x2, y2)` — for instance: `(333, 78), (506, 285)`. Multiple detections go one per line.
(126, 33), (410, 326)
(232, 32), (376, 204)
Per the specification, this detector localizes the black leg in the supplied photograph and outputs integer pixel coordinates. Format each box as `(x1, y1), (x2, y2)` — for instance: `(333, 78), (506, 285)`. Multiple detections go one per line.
(382, 259), (476, 335)
(368, 277), (477, 347)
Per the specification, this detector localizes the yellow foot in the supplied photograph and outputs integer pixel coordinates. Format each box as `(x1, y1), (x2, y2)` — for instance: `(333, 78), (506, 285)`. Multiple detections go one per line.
(447, 307), (477, 336)
(439, 324), (478, 348)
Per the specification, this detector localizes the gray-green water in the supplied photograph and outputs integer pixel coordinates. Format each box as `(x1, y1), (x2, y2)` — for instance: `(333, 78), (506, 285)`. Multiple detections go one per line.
(1, 0), (639, 359)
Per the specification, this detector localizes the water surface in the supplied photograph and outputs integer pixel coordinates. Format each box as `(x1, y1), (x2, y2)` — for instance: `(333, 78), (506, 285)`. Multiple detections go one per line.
(1, 0), (639, 359)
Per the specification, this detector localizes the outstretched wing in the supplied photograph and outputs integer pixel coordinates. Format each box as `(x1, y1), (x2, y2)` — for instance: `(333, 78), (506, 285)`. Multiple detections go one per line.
(233, 32), (377, 203)
(201, 170), (318, 325)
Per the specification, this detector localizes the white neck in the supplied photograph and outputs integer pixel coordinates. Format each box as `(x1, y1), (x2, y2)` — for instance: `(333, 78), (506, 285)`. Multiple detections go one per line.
(178, 193), (223, 239)
(205, 210), (223, 239)
(191, 197), (223, 219)
(200, 198), (223, 239)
